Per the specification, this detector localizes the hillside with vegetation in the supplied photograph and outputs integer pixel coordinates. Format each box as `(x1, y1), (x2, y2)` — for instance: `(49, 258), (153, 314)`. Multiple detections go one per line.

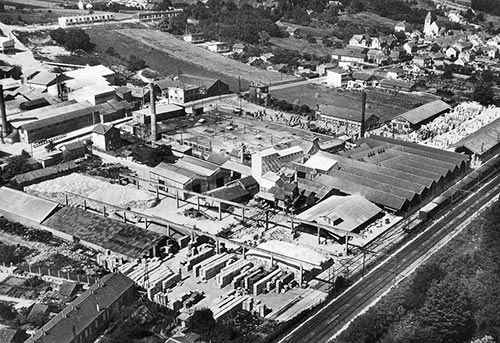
(332, 199), (500, 343)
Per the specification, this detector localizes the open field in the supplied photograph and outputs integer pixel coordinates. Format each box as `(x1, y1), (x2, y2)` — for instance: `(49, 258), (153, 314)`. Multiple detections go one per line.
(117, 29), (295, 89)
(338, 12), (399, 30)
(271, 83), (438, 122)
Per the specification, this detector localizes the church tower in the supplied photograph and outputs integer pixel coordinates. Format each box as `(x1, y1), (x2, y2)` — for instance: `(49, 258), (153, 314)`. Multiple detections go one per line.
(424, 11), (432, 36)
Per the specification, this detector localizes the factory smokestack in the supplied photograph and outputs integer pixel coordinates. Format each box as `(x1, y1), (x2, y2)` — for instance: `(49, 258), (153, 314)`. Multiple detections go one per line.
(0, 85), (9, 140)
(149, 82), (157, 143)
(360, 91), (366, 138)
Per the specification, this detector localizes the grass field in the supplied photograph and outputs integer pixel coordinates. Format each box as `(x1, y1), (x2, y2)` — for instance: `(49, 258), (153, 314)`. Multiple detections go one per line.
(117, 29), (295, 89)
(271, 83), (438, 122)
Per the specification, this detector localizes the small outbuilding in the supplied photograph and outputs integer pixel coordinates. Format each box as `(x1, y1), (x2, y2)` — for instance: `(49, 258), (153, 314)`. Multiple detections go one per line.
(91, 123), (122, 151)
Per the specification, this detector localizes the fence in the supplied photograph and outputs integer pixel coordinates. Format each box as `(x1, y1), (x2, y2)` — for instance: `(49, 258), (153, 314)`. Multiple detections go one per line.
(16, 264), (98, 285)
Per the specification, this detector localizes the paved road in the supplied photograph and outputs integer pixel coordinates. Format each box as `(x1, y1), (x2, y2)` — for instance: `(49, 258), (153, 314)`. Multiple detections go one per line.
(276, 170), (500, 343)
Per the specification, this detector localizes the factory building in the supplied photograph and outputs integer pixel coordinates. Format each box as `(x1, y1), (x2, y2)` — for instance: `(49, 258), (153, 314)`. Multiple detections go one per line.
(452, 116), (500, 161)
(295, 135), (468, 213)
(316, 104), (380, 134)
(150, 155), (230, 197)
(133, 9), (183, 22)
(17, 100), (130, 143)
(58, 13), (114, 28)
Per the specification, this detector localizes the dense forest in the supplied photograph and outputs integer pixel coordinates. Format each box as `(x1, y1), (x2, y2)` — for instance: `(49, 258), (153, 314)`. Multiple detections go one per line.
(333, 199), (500, 343)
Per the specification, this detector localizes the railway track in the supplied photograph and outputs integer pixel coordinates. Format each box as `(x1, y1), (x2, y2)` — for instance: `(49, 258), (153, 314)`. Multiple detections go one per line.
(276, 171), (500, 343)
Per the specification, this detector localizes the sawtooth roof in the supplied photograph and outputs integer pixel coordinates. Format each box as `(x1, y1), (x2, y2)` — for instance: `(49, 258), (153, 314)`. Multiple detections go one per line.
(314, 174), (407, 211)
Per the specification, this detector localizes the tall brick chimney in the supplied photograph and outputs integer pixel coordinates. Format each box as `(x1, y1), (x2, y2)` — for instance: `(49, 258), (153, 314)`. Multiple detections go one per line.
(149, 82), (157, 143)
(360, 91), (367, 138)
(0, 85), (9, 139)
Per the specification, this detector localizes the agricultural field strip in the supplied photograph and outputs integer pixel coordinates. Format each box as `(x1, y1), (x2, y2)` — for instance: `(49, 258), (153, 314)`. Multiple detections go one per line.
(117, 29), (295, 84)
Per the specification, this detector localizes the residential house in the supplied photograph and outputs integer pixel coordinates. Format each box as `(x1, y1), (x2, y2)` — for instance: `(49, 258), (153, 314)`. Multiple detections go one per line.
(317, 63), (336, 75)
(394, 21), (406, 33)
(349, 34), (371, 48)
(232, 43), (245, 54)
(260, 53), (275, 63)
(370, 37), (382, 50)
(447, 10), (463, 23)
(205, 41), (231, 53)
(452, 41), (473, 53)
(183, 33), (204, 44)
(403, 41), (417, 55)
(268, 63), (287, 73)
(286, 27), (301, 38)
(386, 67), (404, 79)
(91, 124), (121, 151)
(367, 50), (389, 65)
(326, 68), (350, 87)
(177, 75), (229, 98)
(446, 46), (459, 60)
(26, 273), (136, 343)
(483, 46), (499, 59)
(389, 46), (406, 61)
(413, 54), (433, 69)
(458, 50), (474, 63)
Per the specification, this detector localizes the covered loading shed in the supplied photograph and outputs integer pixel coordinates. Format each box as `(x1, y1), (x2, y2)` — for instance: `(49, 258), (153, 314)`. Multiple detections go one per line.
(0, 187), (60, 228)
(391, 99), (451, 132)
(452, 116), (500, 161)
(297, 194), (382, 234)
(42, 206), (166, 260)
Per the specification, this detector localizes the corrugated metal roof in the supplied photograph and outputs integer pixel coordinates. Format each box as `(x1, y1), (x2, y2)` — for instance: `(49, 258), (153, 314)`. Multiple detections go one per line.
(337, 164), (426, 195)
(314, 174), (407, 211)
(297, 194), (381, 232)
(380, 159), (443, 182)
(397, 100), (451, 125)
(452, 116), (500, 156)
(20, 102), (112, 131)
(303, 151), (337, 171)
(297, 178), (333, 200)
(368, 135), (469, 162)
(0, 187), (59, 223)
(328, 169), (416, 202)
(220, 160), (252, 175)
(42, 206), (163, 259)
(151, 162), (197, 185)
(333, 153), (434, 188)
(175, 155), (219, 178)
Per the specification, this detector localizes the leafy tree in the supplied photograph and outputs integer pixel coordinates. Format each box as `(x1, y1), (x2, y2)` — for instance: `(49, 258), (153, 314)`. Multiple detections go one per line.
(472, 81), (494, 106)
(258, 30), (271, 45)
(322, 37), (333, 46)
(187, 308), (216, 337)
(419, 275), (476, 343)
(49, 27), (66, 45)
(155, 0), (172, 11)
(63, 28), (92, 52)
(471, 336), (496, 343)
(127, 55), (146, 72)
(404, 262), (446, 311)
(0, 302), (17, 321)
